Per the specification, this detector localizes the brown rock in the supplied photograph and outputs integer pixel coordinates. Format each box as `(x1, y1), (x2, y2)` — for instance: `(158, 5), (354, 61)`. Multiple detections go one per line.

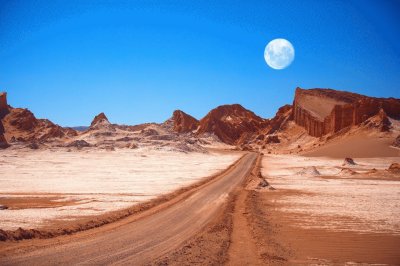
(66, 140), (91, 148)
(393, 135), (400, 148)
(0, 133), (9, 149)
(343, 157), (356, 166)
(90, 112), (109, 128)
(361, 108), (392, 132)
(27, 141), (39, 149)
(265, 135), (280, 144)
(171, 110), (199, 133)
(293, 87), (400, 137)
(2, 107), (77, 142)
(196, 104), (269, 145)
(388, 163), (400, 172)
(266, 104), (293, 134)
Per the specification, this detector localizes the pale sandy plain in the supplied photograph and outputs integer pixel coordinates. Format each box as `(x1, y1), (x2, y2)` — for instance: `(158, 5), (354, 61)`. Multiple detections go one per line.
(0, 148), (240, 230)
(260, 154), (400, 264)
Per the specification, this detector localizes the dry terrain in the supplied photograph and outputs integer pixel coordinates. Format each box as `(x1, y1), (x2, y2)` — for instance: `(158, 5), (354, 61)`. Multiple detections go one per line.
(257, 154), (400, 264)
(0, 148), (240, 230)
(0, 153), (257, 265)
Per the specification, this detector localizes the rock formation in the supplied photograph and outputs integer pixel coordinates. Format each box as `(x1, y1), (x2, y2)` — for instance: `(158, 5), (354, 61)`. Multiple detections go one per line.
(266, 104), (293, 134)
(1, 106), (77, 142)
(0, 92), (9, 148)
(361, 108), (392, 132)
(388, 163), (400, 172)
(293, 87), (400, 137)
(90, 112), (110, 128)
(393, 135), (400, 148)
(0, 92), (8, 117)
(196, 104), (269, 145)
(171, 110), (199, 133)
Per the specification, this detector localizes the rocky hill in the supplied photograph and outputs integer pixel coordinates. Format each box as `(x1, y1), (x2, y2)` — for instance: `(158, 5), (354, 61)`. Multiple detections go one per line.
(90, 112), (110, 129)
(196, 104), (269, 145)
(0, 92), (77, 144)
(171, 110), (199, 133)
(0, 92), (9, 148)
(293, 87), (400, 137)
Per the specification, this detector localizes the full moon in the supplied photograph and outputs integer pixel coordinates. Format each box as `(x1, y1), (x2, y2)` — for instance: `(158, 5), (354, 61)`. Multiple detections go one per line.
(264, 38), (295, 70)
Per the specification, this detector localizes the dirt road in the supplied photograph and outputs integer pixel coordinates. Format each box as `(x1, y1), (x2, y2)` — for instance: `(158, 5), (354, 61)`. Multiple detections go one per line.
(1, 153), (257, 265)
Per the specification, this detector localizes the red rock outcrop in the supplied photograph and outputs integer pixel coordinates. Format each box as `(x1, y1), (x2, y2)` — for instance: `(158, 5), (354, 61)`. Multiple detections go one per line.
(0, 92), (8, 116)
(293, 87), (400, 137)
(171, 110), (199, 133)
(196, 104), (269, 145)
(0, 92), (9, 148)
(393, 135), (400, 148)
(90, 112), (109, 128)
(2, 107), (77, 142)
(265, 104), (292, 134)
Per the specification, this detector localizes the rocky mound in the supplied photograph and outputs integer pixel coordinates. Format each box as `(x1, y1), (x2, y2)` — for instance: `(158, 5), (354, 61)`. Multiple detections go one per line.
(90, 112), (110, 129)
(392, 135), (400, 148)
(388, 163), (400, 172)
(0, 132), (8, 149)
(66, 140), (91, 148)
(196, 104), (269, 145)
(361, 108), (391, 132)
(171, 110), (199, 133)
(293, 87), (400, 137)
(0, 93), (10, 148)
(296, 166), (321, 176)
(343, 157), (357, 166)
(265, 104), (293, 134)
(338, 168), (358, 176)
(1, 104), (77, 143)
(0, 117), (8, 149)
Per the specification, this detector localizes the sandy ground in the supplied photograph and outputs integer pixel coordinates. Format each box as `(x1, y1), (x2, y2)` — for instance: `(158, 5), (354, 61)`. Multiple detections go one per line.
(304, 134), (400, 158)
(259, 154), (400, 264)
(0, 148), (240, 230)
(0, 153), (257, 265)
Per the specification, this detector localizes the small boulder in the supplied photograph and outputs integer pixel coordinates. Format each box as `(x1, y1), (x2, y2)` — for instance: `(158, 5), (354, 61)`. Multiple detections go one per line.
(338, 168), (358, 176)
(66, 140), (91, 148)
(27, 142), (39, 149)
(392, 135), (400, 148)
(258, 179), (269, 187)
(388, 163), (400, 172)
(129, 142), (138, 149)
(265, 135), (280, 144)
(116, 136), (134, 142)
(297, 166), (320, 176)
(343, 157), (356, 166)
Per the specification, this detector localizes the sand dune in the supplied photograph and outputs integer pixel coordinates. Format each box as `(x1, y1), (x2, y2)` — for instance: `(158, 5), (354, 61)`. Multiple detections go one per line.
(304, 134), (400, 158)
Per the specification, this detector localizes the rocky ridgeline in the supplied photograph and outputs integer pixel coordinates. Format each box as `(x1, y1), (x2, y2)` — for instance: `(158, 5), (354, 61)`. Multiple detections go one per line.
(293, 87), (400, 137)
(196, 104), (269, 145)
(1, 87), (399, 151)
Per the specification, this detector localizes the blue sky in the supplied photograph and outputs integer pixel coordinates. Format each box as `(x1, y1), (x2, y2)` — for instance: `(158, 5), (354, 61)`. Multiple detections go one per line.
(1, 0), (399, 126)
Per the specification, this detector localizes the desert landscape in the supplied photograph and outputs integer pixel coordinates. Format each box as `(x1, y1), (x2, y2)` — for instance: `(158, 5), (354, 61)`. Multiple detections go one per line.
(1, 86), (399, 264)
(1, 1), (400, 265)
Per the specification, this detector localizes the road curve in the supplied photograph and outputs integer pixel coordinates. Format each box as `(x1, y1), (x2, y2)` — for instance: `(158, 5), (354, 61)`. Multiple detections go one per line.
(1, 152), (257, 265)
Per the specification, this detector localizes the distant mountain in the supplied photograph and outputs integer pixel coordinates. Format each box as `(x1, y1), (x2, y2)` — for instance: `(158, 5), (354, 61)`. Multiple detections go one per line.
(196, 104), (269, 145)
(1, 87), (399, 154)
(71, 126), (89, 132)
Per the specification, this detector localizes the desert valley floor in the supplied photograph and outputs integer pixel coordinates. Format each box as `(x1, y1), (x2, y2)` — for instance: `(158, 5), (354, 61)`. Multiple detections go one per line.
(0, 146), (399, 265)
(0, 149), (240, 230)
